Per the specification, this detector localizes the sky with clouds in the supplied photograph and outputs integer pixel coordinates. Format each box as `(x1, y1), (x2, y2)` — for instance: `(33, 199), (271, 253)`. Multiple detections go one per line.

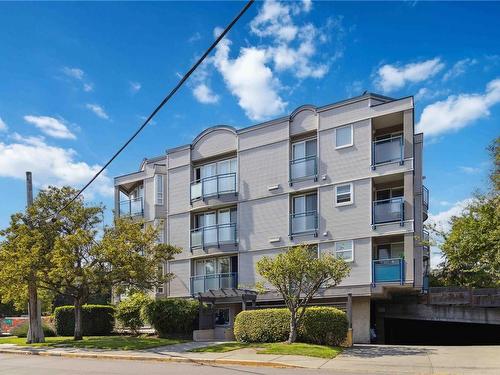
(0, 1), (499, 267)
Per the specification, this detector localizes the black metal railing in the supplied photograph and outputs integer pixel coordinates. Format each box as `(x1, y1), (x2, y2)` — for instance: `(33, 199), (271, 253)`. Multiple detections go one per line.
(290, 210), (318, 236)
(190, 223), (238, 249)
(190, 272), (238, 295)
(372, 135), (404, 168)
(190, 172), (237, 201)
(289, 155), (317, 183)
(372, 197), (404, 226)
(119, 197), (144, 217)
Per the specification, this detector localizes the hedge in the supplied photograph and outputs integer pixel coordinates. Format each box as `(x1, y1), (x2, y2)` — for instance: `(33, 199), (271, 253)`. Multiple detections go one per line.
(115, 292), (152, 334)
(234, 307), (348, 346)
(11, 322), (56, 338)
(54, 305), (115, 336)
(142, 298), (198, 337)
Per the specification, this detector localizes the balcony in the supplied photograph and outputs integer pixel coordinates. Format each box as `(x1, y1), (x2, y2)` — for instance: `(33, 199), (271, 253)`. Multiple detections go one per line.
(289, 156), (317, 183)
(190, 173), (237, 202)
(372, 197), (404, 227)
(290, 211), (318, 238)
(119, 197), (144, 217)
(373, 258), (405, 285)
(191, 223), (238, 249)
(190, 272), (238, 295)
(372, 135), (404, 168)
(423, 185), (429, 221)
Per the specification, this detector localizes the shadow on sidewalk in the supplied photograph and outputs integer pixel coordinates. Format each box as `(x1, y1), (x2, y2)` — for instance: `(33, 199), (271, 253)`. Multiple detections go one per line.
(341, 345), (437, 358)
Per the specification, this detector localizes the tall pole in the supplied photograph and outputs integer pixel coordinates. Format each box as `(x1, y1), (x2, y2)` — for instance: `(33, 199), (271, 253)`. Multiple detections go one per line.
(26, 172), (45, 343)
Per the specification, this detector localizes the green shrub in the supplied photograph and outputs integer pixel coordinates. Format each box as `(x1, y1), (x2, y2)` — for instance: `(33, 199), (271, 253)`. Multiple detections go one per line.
(297, 307), (348, 346)
(234, 307), (348, 346)
(234, 308), (290, 343)
(11, 322), (56, 338)
(54, 304), (115, 336)
(115, 292), (152, 334)
(143, 298), (198, 337)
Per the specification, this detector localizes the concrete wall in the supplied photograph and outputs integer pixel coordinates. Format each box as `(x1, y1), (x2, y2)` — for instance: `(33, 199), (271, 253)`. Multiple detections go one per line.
(352, 296), (371, 343)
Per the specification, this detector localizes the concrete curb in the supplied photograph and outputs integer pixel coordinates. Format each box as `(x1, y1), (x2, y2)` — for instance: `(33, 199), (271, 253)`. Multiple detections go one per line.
(0, 348), (303, 369)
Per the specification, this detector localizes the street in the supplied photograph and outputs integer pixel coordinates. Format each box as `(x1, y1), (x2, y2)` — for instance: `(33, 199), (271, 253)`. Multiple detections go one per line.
(1, 345), (500, 375)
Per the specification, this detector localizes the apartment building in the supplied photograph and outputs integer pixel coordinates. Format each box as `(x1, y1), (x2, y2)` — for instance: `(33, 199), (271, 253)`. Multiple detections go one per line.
(113, 92), (429, 343)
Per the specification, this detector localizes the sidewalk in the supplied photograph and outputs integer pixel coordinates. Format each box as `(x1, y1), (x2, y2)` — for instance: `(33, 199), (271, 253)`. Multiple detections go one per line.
(0, 341), (329, 369)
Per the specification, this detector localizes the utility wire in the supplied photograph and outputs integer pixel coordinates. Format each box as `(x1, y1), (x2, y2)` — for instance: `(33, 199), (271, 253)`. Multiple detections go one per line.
(52, 0), (254, 220)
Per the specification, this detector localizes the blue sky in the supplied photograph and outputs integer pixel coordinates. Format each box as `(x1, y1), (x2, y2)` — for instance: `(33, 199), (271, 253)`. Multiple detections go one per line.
(0, 1), (499, 266)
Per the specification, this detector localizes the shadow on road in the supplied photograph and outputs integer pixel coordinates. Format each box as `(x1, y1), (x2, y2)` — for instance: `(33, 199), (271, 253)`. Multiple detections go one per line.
(341, 345), (436, 358)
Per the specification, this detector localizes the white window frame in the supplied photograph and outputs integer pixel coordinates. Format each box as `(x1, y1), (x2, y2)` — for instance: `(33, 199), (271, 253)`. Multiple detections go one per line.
(335, 183), (353, 206)
(334, 240), (354, 262)
(154, 174), (164, 205)
(334, 124), (354, 149)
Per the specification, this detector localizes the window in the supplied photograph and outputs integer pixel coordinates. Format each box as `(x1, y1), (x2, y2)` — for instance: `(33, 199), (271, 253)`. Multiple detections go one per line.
(376, 243), (404, 259)
(335, 183), (353, 206)
(215, 308), (230, 326)
(335, 124), (353, 149)
(334, 240), (354, 262)
(375, 187), (403, 201)
(156, 264), (164, 294)
(154, 175), (164, 205)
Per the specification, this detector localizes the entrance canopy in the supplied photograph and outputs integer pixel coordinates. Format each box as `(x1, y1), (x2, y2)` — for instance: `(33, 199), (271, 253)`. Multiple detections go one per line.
(196, 288), (257, 305)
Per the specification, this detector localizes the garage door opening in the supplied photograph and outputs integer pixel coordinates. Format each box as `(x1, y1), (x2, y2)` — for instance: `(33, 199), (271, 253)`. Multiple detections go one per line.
(385, 318), (500, 345)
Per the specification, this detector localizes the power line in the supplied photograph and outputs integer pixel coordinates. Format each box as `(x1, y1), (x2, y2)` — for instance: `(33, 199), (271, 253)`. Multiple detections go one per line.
(52, 0), (254, 220)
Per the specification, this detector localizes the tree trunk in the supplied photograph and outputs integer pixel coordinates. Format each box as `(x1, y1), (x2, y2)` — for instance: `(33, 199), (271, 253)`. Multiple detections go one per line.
(74, 298), (84, 341)
(287, 311), (297, 344)
(26, 278), (45, 344)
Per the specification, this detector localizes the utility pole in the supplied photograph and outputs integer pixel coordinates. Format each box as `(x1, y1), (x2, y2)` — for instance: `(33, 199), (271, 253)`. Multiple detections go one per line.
(26, 171), (45, 343)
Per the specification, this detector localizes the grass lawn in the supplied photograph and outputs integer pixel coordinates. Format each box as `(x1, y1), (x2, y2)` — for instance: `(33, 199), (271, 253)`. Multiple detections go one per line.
(190, 342), (343, 359)
(0, 335), (187, 350)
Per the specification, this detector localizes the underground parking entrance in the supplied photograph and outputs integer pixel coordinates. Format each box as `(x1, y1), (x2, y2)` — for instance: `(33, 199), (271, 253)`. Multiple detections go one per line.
(383, 318), (500, 345)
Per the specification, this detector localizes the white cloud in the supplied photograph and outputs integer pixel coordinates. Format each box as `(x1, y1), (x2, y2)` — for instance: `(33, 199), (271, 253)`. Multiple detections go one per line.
(188, 32), (202, 43)
(0, 117), (8, 132)
(83, 83), (94, 92)
(193, 83), (219, 104)
(213, 37), (286, 121)
(443, 58), (477, 81)
(428, 198), (473, 233)
(0, 135), (112, 197)
(207, 0), (337, 120)
(416, 78), (500, 137)
(62, 66), (94, 92)
(23, 115), (76, 140)
(129, 81), (141, 93)
(459, 166), (482, 174)
(62, 67), (84, 80)
(86, 104), (109, 120)
(375, 58), (445, 93)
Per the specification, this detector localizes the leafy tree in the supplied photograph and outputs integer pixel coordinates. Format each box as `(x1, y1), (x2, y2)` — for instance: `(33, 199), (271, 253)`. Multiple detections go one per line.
(256, 244), (350, 343)
(431, 137), (500, 288)
(0, 187), (70, 343)
(46, 214), (181, 340)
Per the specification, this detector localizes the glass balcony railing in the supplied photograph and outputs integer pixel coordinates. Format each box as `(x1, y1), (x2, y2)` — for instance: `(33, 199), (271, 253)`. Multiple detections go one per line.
(290, 156), (317, 182)
(423, 185), (429, 210)
(372, 197), (404, 226)
(190, 272), (238, 295)
(190, 173), (237, 201)
(372, 135), (404, 167)
(290, 211), (318, 236)
(119, 197), (144, 217)
(373, 258), (405, 284)
(190, 223), (238, 249)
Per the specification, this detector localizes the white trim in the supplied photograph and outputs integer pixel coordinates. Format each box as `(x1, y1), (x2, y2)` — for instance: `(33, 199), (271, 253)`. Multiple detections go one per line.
(335, 182), (353, 206)
(334, 124), (354, 149)
(334, 239), (354, 262)
(154, 174), (164, 205)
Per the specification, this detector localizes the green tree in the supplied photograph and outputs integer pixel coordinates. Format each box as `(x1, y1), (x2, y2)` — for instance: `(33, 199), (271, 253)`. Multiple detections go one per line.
(0, 187), (70, 343)
(47, 214), (181, 340)
(256, 244), (350, 344)
(433, 137), (500, 288)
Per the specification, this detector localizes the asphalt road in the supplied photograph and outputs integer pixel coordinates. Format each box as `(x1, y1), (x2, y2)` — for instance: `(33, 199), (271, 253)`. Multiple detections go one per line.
(0, 354), (322, 375)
